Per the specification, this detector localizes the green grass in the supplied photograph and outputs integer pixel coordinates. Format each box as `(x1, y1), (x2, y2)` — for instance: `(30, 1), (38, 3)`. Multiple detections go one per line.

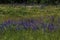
(0, 5), (60, 40)
(0, 29), (60, 40)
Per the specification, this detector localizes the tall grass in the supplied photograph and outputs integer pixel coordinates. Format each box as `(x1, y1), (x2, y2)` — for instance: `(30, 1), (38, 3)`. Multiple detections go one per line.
(0, 5), (60, 40)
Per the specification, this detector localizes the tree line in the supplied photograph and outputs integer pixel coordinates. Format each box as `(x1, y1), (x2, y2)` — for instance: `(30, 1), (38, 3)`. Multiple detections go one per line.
(0, 0), (60, 5)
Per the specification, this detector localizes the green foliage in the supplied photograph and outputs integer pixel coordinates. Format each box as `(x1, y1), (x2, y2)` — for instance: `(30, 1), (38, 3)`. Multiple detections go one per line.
(0, 5), (60, 40)
(41, 0), (49, 4)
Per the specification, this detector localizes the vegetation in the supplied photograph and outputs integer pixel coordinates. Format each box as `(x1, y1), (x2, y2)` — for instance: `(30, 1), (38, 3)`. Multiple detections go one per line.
(0, 0), (60, 5)
(0, 5), (60, 40)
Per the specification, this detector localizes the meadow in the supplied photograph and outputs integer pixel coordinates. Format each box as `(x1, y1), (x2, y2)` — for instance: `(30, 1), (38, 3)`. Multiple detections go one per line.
(0, 5), (60, 40)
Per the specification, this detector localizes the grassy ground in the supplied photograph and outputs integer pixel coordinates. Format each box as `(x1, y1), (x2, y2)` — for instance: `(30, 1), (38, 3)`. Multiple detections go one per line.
(0, 5), (60, 40)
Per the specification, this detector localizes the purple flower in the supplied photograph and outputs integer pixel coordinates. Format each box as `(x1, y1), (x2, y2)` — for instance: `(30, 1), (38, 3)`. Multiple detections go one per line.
(48, 23), (54, 32)
(22, 20), (30, 30)
(1, 20), (17, 30)
(1, 22), (7, 28)
(6, 19), (12, 24)
(30, 19), (35, 23)
(3, 20), (12, 26)
(7, 20), (11, 23)
(30, 20), (39, 30)
(31, 24), (39, 30)
(2, 20), (12, 28)
(0, 24), (5, 32)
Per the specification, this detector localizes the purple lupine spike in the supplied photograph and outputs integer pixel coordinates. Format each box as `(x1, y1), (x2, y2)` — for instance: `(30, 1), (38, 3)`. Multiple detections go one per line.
(22, 20), (30, 30)
(1, 21), (10, 31)
(7, 19), (15, 24)
(3, 20), (10, 26)
(31, 25), (39, 30)
(1, 22), (9, 31)
(2, 22), (8, 27)
(2, 20), (17, 30)
(29, 19), (37, 25)
(0, 24), (5, 32)
(30, 21), (39, 30)
(30, 19), (35, 23)
(2, 19), (12, 27)
(2, 20), (12, 27)
(6, 19), (11, 24)
(30, 19), (38, 25)
(48, 23), (54, 32)
(7, 20), (11, 23)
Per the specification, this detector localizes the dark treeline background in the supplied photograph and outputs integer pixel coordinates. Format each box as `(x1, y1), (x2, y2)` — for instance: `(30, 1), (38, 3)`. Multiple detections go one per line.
(0, 0), (60, 5)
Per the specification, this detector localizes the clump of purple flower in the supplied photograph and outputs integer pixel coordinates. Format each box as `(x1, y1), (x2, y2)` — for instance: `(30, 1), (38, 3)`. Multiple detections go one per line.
(0, 16), (59, 32)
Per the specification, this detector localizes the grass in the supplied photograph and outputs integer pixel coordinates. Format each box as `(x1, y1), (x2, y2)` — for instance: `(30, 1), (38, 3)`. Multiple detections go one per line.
(0, 5), (60, 40)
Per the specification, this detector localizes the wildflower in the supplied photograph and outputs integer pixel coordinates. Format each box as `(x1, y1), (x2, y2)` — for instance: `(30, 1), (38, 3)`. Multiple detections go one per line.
(30, 20), (39, 30)
(3, 19), (13, 26)
(30, 19), (35, 23)
(31, 24), (39, 30)
(22, 20), (30, 30)
(2, 22), (7, 27)
(48, 23), (54, 32)
(2, 20), (12, 28)
(0, 24), (5, 32)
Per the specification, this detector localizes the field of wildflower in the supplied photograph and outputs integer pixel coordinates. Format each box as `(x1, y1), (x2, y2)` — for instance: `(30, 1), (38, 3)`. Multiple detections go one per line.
(0, 5), (60, 40)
